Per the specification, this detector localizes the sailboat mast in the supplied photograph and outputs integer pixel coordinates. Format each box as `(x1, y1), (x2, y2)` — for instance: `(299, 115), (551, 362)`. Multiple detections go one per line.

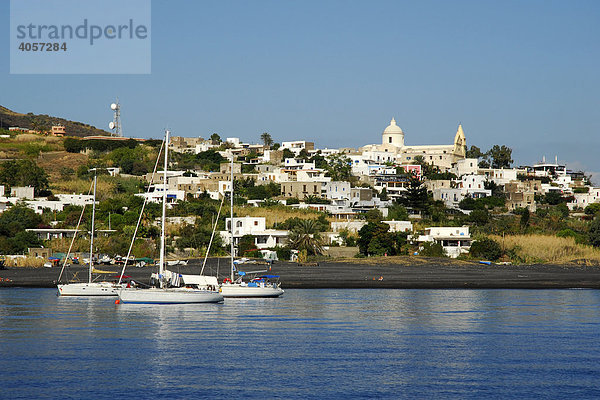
(230, 154), (234, 282)
(89, 171), (97, 284)
(159, 130), (169, 288)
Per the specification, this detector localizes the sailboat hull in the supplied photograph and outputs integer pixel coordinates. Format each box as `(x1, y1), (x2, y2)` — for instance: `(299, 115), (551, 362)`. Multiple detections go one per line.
(58, 282), (120, 296)
(220, 284), (284, 298)
(118, 288), (224, 304)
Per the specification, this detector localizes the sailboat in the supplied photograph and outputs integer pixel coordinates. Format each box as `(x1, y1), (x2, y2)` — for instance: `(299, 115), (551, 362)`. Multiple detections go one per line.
(58, 171), (121, 296)
(220, 156), (284, 298)
(117, 130), (223, 304)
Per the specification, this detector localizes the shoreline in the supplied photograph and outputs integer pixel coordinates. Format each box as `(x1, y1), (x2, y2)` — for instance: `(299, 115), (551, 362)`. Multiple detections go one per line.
(1, 257), (600, 289)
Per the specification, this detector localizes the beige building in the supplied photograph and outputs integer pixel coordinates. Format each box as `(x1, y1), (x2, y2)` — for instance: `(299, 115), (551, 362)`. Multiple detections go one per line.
(361, 118), (467, 170)
(281, 181), (324, 200)
(504, 181), (538, 211)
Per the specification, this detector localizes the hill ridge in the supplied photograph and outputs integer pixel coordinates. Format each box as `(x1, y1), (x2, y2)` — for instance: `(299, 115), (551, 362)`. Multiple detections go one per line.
(0, 105), (110, 137)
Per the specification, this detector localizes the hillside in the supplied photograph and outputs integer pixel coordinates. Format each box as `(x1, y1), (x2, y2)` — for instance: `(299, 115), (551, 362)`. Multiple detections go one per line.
(0, 105), (110, 137)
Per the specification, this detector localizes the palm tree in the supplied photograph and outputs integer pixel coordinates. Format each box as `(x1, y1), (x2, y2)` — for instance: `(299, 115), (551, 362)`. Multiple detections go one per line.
(260, 132), (273, 148)
(288, 219), (325, 255)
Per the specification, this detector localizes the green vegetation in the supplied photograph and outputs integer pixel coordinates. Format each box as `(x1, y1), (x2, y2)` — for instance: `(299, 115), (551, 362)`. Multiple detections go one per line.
(0, 159), (49, 196)
(172, 150), (225, 172)
(287, 219), (326, 255)
(357, 221), (407, 256)
(469, 237), (503, 261)
(466, 144), (513, 168)
(0, 204), (43, 254)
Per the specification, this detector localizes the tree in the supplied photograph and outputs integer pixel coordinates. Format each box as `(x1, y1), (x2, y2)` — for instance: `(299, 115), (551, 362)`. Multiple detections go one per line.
(209, 133), (221, 145)
(465, 145), (485, 159)
(387, 203), (409, 220)
(544, 191), (563, 205)
(364, 209), (383, 222)
(287, 219), (325, 255)
(0, 159), (49, 196)
(419, 241), (445, 257)
(513, 207), (530, 229)
(399, 176), (429, 213)
(412, 155), (437, 177)
(0, 204), (43, 236)
(309, 153), (328, 169)
(468, 209), (490, 225)
(487, 145), (513, 169)
(325, 154), (352, 181)
(282, 149), (295, 160)
(357, 221), (405, 256)
(379, 188), (389, 201)
(585, 203), (600, 216)
(589, 218), (600, 247)
(469, 237), (503, 260)
(238, 235), (256, 254)
(260, 132), (273, 148)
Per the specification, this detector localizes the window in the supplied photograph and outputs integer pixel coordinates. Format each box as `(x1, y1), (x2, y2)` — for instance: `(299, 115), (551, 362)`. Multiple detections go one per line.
(254, 221), (258, 226)
(389, 137), (392, 143)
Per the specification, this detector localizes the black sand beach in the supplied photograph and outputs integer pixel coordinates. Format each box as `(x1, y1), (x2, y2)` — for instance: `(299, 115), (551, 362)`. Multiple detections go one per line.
(1, 257), (600, 289)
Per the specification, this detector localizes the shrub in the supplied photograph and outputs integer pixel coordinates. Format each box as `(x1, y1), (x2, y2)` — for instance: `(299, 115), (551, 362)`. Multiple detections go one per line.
(275, 246), (291, 261)
(419, 242), (445, 257)
(469, 237), (502, 260)
(584, 203), (600, 215)
(589, 219), (600, 247)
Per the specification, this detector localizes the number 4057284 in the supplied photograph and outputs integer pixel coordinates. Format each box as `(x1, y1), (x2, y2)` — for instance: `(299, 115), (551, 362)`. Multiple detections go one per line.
(18, 42), (67, 51)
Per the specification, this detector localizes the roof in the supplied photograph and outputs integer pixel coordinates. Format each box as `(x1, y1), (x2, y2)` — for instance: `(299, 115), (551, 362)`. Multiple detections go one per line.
(383, 118), (403, 135)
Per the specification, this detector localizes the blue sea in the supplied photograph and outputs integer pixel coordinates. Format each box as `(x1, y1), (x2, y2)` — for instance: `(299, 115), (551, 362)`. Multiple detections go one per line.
(1, 288), (599, 399)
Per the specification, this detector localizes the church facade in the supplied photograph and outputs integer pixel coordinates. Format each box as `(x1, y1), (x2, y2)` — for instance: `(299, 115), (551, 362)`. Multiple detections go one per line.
(360, 118), (467, 170)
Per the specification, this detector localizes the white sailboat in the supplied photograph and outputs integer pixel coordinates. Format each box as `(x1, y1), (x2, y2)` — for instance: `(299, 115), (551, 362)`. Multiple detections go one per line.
(220, 156), (284, 298)
(117, 129), (223, 304)
(58, 171), (121, 296)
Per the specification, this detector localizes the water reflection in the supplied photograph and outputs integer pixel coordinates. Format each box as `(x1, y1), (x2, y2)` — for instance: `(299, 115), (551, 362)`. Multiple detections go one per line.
(1, 288), (600, 399)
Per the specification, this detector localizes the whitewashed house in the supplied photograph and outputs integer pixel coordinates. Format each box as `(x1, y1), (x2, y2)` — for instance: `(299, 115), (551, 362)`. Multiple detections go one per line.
(220, 216), (289, 253)
(414, 226), (472, 258)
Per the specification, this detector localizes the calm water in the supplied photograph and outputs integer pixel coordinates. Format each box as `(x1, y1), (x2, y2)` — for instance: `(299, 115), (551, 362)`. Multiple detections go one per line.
(1, 288), (600, 399)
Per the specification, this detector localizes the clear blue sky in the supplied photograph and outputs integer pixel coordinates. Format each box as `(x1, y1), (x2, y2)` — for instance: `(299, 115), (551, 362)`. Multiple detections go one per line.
(1, 0), (599, 178)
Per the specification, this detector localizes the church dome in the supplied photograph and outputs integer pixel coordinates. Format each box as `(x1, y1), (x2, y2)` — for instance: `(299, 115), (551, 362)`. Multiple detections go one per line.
(383, 118), (403, 135)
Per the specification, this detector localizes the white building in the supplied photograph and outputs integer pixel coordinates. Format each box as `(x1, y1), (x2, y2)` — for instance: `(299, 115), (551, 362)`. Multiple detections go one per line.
(415, 226), (472, 258)
(280, 140), (315, 155)
(135, 184), (186, 206)
(451, 158), (479, 177)
(568, 188), (600, 210)
(323, 181), (352, 200)
(11, 186), (35, 200)
(480, 168), (519, 186)
(220, 216), (289, 252)
(56, 194), (94, 207)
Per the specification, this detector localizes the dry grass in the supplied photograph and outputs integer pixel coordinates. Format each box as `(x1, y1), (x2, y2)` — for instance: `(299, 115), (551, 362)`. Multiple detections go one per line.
(5, 257), (46, 268)
(12, 133), (41, 142)
(51, 177), (117, 200)
(234, 205), (330, 228)
(0, 134), (64, 158)
(491, 234), (600, 264)
(37, 150), (88, 181)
